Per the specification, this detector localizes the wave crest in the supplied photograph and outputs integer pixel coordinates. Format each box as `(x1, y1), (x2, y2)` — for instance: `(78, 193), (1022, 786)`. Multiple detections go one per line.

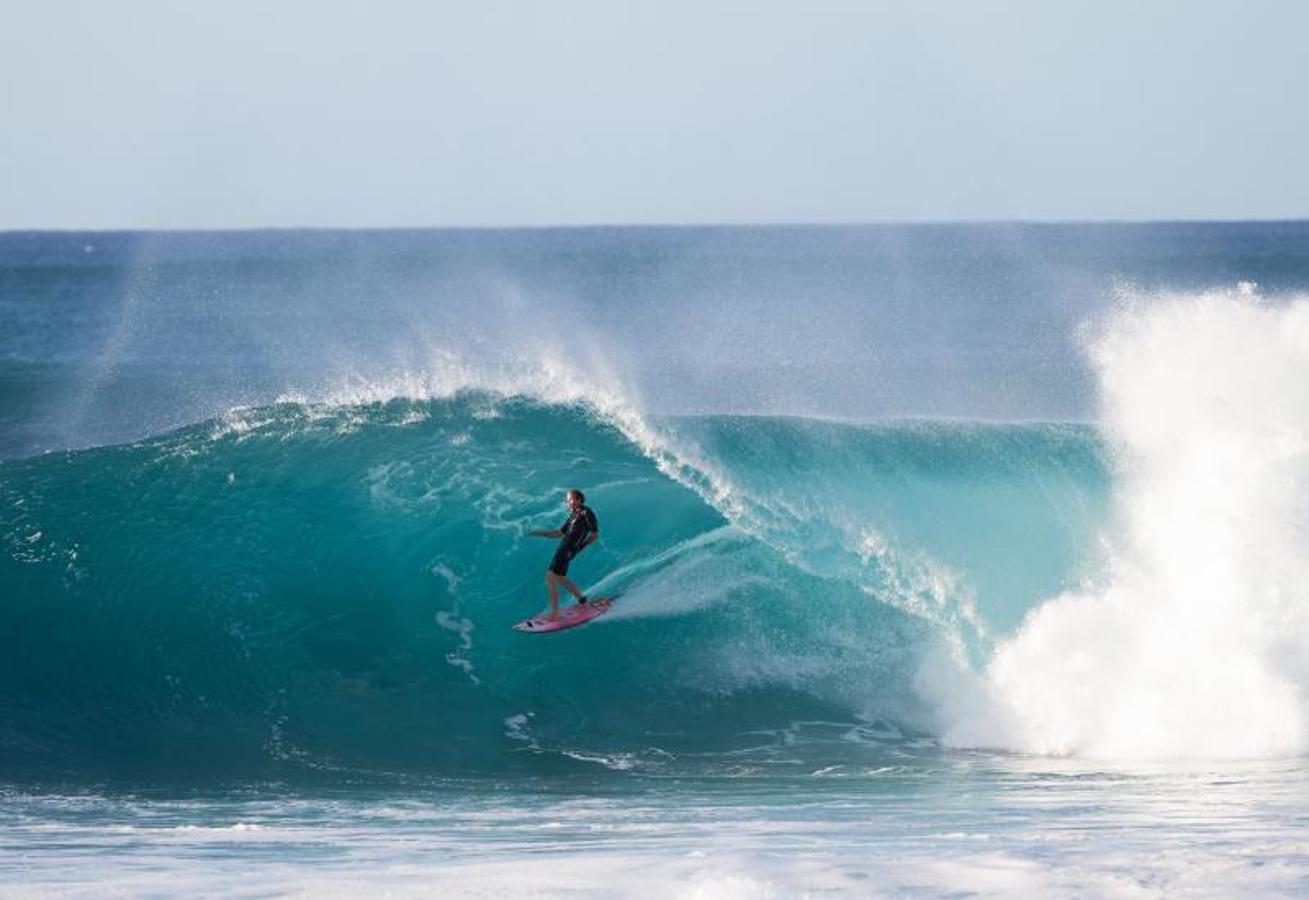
(936, 287), (1309, 760)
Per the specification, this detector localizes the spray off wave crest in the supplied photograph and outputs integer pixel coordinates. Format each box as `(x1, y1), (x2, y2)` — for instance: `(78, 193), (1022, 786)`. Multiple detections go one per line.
(261, 346), (743, 522)
(935, 285), (1309, 760)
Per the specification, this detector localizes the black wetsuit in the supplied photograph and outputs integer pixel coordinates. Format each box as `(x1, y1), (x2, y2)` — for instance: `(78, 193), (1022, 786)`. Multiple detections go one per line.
(549, 505), (599, 577)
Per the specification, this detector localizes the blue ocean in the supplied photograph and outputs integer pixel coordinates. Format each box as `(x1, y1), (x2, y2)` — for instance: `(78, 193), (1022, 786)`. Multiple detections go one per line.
(3, 224), (1309, 896)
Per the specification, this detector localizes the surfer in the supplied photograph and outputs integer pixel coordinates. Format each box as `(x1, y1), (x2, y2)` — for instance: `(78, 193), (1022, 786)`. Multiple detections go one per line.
(529, 488), (600, 622)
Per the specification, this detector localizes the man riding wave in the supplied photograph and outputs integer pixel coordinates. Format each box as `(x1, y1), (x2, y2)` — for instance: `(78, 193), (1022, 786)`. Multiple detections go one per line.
(529, 488), (599, 622)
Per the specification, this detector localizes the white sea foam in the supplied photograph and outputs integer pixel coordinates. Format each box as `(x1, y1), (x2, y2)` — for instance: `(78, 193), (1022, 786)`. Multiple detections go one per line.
(430, 559), (479, 685)
(7, 766), (1309, 898)
(934, 287), (1309, 759)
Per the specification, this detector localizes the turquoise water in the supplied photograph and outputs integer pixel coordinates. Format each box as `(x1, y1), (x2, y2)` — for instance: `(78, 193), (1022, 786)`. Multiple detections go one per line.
(3, 225), (1309, 895)
(1, 397), (1109, 782)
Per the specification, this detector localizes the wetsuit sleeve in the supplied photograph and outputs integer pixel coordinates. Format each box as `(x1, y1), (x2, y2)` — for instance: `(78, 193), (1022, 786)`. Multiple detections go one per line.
(586, 509), (598, 534)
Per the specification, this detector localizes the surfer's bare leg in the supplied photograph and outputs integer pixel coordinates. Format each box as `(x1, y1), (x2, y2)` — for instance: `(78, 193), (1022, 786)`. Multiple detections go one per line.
(544, 572), (584, 621)
(555, 574), (586, 602)
(546, 571), (561, 621)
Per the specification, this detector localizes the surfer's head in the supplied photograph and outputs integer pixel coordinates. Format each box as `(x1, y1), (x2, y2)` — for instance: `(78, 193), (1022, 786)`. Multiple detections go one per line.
(566, 488), (585, 509)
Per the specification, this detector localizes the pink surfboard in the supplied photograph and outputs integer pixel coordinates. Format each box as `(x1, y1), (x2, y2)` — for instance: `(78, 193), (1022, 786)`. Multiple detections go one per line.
(513, 596), (616, 634)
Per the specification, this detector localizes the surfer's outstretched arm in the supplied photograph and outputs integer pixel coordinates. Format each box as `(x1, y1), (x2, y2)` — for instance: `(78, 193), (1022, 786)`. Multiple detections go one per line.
(530, 528), (563, 538)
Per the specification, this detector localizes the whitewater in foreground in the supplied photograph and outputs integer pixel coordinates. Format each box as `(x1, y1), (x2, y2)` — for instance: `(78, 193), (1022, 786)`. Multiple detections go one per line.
(3, 224), (1308, 897)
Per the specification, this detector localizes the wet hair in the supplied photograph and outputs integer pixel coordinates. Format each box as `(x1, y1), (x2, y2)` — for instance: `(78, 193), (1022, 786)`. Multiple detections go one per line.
(568, 488), (585, 503)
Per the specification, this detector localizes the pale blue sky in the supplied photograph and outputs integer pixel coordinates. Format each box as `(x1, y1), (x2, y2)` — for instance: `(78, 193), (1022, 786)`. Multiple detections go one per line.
(2, 0), (1305, 229)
